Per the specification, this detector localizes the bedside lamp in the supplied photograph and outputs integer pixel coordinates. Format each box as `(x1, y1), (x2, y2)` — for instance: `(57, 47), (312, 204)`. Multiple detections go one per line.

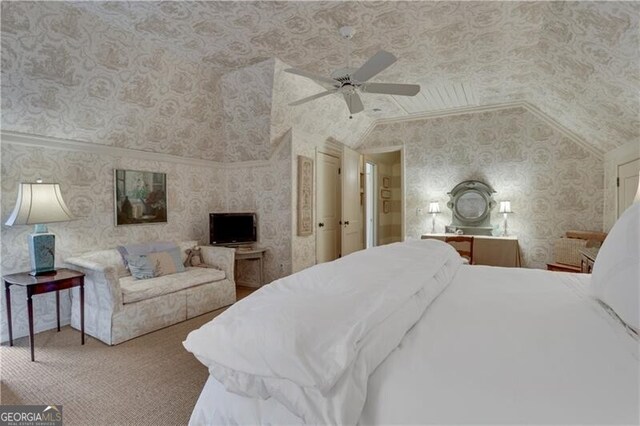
(499, 201), (513, 236)
(5, 179), (74, 276)
(428, 202), (441, 234)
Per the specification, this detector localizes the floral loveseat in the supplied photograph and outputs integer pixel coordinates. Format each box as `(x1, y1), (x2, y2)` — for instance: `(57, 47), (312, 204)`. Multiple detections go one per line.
(65, 241), (235, 345)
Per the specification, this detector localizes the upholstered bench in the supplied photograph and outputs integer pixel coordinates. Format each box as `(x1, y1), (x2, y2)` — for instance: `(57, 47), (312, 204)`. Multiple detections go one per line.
(65, 241), (235, 345)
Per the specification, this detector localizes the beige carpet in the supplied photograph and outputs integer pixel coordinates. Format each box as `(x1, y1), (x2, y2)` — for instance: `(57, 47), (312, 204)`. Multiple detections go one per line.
(0, 309), (224, 426)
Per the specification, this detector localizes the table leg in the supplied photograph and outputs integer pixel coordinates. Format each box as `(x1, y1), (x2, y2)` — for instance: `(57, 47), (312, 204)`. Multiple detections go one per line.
(259, 255), (264, 286)
(27, 289), (35, 362)
(56, 290), (60, 332)
(80, 283), (85, 345)
(4, 282), (13, 346)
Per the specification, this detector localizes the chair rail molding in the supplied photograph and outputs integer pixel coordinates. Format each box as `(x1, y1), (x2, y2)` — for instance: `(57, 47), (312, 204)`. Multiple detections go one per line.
(0, 130), (273, 169)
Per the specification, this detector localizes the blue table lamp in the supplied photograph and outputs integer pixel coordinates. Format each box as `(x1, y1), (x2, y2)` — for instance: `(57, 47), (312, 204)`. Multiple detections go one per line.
(5, 179), (74, 276)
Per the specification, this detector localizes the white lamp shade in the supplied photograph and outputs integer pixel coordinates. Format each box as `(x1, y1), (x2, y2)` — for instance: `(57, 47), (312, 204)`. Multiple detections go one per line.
(5, 182), (74, 226)
(499, 201), (512, 214)
(428, 202), (441, 214)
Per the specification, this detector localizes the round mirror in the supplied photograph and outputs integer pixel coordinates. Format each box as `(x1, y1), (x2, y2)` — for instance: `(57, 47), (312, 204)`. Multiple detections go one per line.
(455, 190), (487, 220)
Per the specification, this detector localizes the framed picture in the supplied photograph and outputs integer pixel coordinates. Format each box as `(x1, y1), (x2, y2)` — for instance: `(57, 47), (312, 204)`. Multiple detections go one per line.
(381, 189), (391, 199)
(382, 176), (391, 188)
(383, 200), (391, 214)
(297, 156), (313, 236)
(114, 169), (167, 226)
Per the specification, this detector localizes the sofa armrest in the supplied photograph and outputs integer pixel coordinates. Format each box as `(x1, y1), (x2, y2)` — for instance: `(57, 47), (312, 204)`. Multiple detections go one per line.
(199, 246), (235, 285)
(65, 257), (123, 311)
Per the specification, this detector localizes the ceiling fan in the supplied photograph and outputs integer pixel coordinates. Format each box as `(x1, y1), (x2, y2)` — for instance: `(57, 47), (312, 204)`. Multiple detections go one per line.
(285, 26), (420, 118)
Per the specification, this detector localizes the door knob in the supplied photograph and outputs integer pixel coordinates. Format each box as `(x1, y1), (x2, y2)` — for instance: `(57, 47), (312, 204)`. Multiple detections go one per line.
(344, 220), (350, 225)
(318, 222), (325, 227)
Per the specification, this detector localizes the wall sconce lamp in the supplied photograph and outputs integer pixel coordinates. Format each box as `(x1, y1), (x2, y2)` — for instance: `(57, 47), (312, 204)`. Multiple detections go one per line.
(499, 201), (513, 236)
(4, 179), (74, 276)
(428, 201), (441, 234)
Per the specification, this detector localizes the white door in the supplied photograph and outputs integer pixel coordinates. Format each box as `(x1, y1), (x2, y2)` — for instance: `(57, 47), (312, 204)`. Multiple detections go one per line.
(342, 146), (364, 256)
(316, 152), (341, 263)
(618, 158), (640, 216)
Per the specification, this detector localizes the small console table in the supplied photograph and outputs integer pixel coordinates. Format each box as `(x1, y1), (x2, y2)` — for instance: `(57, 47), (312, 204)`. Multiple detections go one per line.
(3, 268), (85, 362)
(422, 233), (521, 267)
(235, 247), (268, 287)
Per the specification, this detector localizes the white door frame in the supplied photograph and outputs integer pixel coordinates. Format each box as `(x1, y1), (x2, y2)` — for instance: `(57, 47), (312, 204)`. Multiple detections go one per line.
(359, 145), (405, 240)
(365, 161), (377, 248)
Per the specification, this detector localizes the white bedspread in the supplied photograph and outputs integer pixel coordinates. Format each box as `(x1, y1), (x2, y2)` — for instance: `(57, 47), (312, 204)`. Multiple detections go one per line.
(184, 240), (461, 424)
(189, 266), (639, 425)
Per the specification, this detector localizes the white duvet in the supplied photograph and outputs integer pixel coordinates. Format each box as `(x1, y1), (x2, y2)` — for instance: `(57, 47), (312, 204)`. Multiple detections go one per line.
(190, 266), (639, 425)
(183, 239), (462, 424)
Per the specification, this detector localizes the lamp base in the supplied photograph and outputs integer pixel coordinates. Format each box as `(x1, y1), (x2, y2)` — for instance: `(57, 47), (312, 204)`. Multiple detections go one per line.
(28, 232), (56, 276)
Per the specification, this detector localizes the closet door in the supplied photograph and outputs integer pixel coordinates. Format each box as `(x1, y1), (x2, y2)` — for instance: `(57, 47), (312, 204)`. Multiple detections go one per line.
(341, 146), (364, 256)
(316, 152), (341, 263)
(618, 158), (640, 216)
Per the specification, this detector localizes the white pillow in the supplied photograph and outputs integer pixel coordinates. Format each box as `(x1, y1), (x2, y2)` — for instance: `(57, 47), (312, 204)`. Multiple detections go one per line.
(591, 202), (640, 331)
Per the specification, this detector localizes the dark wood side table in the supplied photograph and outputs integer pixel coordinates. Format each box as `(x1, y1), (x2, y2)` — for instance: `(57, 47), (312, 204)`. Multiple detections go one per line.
(3, 268), (85, 362)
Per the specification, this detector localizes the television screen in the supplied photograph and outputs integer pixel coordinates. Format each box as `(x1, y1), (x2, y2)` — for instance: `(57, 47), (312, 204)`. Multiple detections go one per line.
(210, 213), (257, 245)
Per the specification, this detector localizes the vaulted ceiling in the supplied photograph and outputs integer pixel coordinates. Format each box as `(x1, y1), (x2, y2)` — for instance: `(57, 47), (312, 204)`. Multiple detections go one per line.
(4, 1), (640, 154)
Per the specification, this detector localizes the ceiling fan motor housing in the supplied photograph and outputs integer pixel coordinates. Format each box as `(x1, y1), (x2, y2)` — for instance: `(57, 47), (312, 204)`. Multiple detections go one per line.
(339, 26), (355, 39)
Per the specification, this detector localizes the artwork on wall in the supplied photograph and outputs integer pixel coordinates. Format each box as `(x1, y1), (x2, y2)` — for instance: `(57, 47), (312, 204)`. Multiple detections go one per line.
(381, 189), (392, 199)
(297, 156), (314, 236)
(383, 200), (391, 214)
(114, 169), (167, 226)
(382, 176), (391, 188)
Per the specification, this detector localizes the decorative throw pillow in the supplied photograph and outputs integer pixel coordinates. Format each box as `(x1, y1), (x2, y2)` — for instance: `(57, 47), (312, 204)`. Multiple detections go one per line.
(117, 241), (178, 269)
(126, 247), (186, 280)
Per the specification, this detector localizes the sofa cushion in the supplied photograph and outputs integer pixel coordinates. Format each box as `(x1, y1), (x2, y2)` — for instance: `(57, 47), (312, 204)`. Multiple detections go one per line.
(120, 267), (226, 304)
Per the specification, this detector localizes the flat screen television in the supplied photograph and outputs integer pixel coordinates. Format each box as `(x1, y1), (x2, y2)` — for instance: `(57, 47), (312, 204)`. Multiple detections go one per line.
(209, 213), (257, 245)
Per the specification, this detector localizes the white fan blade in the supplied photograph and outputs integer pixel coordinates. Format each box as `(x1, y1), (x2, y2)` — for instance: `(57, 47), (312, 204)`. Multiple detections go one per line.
(351, 50), (397, 83)
(284, 68), (339, 86)
(343, 92), (364, 115)
(362, 82), (420, 96)
(289, 90), (336, 106)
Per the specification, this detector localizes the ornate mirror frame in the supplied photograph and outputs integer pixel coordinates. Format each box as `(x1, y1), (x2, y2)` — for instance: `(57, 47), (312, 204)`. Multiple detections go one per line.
(446, 180), (496, 235)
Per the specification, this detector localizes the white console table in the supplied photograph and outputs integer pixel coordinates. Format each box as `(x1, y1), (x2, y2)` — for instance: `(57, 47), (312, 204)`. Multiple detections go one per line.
(235, 247), (267, 287)
(421, 234), (521, 267)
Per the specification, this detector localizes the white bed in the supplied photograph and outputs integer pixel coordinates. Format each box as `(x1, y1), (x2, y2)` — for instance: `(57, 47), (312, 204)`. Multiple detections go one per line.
(185, 204), (640, 425)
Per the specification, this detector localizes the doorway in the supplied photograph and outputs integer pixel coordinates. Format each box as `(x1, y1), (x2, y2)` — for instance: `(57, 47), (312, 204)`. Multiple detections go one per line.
(363, 149), (403, 246)
(365, 161), (377, 248)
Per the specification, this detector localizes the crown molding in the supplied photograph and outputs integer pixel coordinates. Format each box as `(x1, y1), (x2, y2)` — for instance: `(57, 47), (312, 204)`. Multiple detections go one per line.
(0, 131), (273, 169)
(355, 101), (604, 159)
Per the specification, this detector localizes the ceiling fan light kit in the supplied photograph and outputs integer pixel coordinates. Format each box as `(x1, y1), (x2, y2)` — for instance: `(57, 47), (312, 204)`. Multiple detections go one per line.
(286, 26), (421, 118)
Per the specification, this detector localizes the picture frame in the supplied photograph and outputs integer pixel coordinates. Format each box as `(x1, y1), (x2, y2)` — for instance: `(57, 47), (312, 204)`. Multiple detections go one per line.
(383, 200), (391, 214)
(381, 189), (391, 199)
(382, 176), (391, 188)
(297, 155), (314, 236)
(114, 169), (167, 226)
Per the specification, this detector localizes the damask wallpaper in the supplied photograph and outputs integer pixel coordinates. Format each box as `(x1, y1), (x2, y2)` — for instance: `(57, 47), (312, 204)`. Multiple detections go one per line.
(34, 1), (640, 153)
(1, 143), (226, 342)
(357, 106), (604, 269)
(1, 1), (225, 160)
